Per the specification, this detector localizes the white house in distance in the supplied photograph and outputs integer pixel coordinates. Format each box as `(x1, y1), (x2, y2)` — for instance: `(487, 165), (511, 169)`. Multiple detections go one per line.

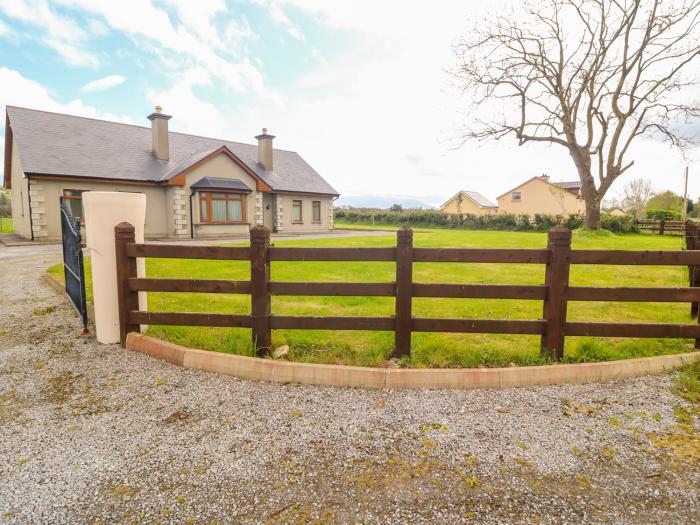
(4, 105), (339, 241)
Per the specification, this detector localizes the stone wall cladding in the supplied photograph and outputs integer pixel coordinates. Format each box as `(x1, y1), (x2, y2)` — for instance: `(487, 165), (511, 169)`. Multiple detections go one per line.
(255, 193), (264, 226)
(275, 196), (284, 232)
(328, 200), (334, 230)
(173, 188), (188, 237)
(29, 183), (48, 238)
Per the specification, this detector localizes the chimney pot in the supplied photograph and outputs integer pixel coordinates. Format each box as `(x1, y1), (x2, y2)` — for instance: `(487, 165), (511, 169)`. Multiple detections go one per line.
(155, 105), (162, 113)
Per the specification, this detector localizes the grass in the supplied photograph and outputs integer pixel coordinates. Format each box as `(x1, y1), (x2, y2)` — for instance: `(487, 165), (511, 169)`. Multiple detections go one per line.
(674, 360), (700, 405)
(47, 227), (695, 368)
(0, 217), (13, 234)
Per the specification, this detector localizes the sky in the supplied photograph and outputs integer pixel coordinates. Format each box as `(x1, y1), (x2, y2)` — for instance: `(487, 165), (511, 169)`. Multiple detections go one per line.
(0, 0), (698, 207)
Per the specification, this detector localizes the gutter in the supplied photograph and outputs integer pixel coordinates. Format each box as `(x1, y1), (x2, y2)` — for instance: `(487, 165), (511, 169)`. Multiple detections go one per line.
(189, 189), (195, 239)
(27, 176), (34, 241)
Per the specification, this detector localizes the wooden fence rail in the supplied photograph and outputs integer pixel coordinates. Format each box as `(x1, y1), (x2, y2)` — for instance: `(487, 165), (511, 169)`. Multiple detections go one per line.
(115, 220), (700, 361)
(637, 219), (685, 235)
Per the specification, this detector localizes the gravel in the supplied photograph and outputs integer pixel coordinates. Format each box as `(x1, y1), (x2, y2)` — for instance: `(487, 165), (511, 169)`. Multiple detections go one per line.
(0, 248), (699, 524)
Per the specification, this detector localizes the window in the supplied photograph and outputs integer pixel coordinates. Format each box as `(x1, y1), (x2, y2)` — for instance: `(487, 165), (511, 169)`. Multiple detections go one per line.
(63, 189), (85, 219)
(198, 191), (246, 224)
(292, 200), (303, 223)
(312, 201), (321, 223)
(512, 191), (521, 202)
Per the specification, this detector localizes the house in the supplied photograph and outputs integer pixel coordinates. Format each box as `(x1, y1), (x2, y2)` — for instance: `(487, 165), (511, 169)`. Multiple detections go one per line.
(497, 175), (585, 217)
(441, 191), (497, 216)
(607, 208), (627, 217)
(3, 106), (339, 241)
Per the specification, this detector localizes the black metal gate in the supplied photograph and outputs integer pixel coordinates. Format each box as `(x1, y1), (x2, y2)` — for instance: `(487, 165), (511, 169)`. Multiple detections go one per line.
(60, 197), (88, 332)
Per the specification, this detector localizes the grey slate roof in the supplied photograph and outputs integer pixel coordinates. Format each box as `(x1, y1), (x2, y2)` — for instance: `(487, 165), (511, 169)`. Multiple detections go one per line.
(190, 177), (252, 192)
(462, 191), (497, 208)
(553, 181), (582, 189)
(441, 190), (497, 209)
(6, 106), (339, 196)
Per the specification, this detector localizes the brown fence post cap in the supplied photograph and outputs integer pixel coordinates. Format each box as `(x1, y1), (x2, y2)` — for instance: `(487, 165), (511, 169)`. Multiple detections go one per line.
(114, 222), (136, 239)
(250, 224), (270, 237)
(115, 222), (135, 232)
(548, 225), (572, 241)
(397, 224), (413, 240)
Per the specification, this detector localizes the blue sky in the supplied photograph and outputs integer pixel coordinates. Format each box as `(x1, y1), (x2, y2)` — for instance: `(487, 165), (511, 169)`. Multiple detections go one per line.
(0, 0), (697, 206)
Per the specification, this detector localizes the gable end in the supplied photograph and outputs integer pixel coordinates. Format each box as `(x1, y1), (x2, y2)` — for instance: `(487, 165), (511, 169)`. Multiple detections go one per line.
(167, 146), (273, 192)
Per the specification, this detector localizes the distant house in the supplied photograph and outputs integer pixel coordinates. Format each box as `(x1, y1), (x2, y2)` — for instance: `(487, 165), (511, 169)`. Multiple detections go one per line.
(4, 105), (339, 241)
(441, 191), (497, 216)
(607, 208), (627, 217)
(497, 175), (585, 217)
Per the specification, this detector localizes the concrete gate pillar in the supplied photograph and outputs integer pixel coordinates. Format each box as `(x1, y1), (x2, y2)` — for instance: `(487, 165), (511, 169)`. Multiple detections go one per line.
(83, 192), (147, 344)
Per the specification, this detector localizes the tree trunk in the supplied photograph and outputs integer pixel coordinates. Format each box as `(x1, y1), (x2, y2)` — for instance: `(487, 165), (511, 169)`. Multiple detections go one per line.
(569, 146), (602, 229)
(584, 200), (601, 229)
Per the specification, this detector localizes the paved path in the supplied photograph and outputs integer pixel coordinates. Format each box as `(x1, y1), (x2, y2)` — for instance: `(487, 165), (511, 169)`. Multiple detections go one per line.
(150, 229), (394, 245)
(0, 251), (699, 524)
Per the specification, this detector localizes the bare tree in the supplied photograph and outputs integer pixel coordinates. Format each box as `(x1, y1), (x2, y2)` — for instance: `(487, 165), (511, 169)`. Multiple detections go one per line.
(621, 177), (655, 217)
(453, 0), (700, 228)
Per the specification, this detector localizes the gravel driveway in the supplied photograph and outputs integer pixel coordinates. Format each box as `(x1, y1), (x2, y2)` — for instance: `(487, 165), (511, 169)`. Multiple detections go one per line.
(0, 248), (698, 524)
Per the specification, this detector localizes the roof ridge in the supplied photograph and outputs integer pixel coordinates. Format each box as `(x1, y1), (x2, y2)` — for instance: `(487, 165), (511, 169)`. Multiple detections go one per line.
(6, 105), (149, 130)
(6, 105), (300, 154)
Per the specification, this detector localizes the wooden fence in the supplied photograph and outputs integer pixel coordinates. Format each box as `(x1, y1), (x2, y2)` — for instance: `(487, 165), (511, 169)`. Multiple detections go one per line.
(115, 221), (700, 361)
(637, 219), (685, 235)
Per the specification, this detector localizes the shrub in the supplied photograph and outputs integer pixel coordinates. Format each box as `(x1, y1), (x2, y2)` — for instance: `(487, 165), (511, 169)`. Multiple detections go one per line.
(334, 208), (643, 233)
(646, 209), (680, 220)
(600, 214), (639, 233)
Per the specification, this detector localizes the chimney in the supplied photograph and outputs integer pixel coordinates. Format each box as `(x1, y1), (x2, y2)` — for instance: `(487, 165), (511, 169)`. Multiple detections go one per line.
(147, 105), (172, 161)
(541, 173), (550, 181)
(255, 127), (275, 171)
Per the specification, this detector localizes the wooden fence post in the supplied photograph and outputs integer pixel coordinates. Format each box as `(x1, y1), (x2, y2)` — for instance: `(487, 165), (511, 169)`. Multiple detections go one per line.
(394, 225), (413, 357)
(685, 220), (698, 318)
(659, 219), (665, 235)
(250, 225), (271, 354)
(115, 222), (140, 347)
(541, 225), (572, 360)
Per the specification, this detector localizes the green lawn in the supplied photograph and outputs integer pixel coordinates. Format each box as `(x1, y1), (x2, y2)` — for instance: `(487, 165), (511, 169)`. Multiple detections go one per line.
(48, 228), (695, 368)
(0, 217), (13, 233)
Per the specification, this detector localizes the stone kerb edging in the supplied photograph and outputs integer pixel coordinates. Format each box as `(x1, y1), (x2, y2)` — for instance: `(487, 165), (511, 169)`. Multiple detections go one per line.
(127, 333), (700, 390)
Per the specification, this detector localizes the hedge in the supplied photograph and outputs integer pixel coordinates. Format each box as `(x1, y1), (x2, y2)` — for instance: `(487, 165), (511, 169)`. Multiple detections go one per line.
(334, 209), (640, 233)
(646, 209), (681, 221)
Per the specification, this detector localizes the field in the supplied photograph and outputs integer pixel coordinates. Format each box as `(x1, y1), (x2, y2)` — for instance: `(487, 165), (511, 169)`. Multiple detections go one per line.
(48, 227), (694, 368)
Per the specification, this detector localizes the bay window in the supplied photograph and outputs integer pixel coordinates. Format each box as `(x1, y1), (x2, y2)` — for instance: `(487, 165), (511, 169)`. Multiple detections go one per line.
(198, 191), (246, 224)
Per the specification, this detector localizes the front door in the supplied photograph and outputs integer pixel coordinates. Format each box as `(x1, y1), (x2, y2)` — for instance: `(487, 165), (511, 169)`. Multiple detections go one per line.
(263, 193), (274, 229)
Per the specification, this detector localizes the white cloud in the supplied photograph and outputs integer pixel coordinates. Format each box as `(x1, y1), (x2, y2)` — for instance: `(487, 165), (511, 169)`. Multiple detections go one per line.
(146, 68), (229, 138)
(55, 0), (274, 98)
(0, 66), (137, 178)
(222, 0), (694, 204)
(224, 16), (257, 49)
(0, 67), (133, 124)
(0, 18), (12, 36)
(252, 0), (304, 40)
(0, 0), (98, 67)
(161, 0), (227, 45)
(80, 74), (126, 93)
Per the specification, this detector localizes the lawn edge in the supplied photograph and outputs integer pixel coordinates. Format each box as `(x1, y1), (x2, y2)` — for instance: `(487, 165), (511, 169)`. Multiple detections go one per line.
(126, 333), (700, 390)
(43, 272), (95, 321)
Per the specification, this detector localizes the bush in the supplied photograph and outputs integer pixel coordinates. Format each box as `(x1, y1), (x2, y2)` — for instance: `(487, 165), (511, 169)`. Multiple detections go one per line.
(600, 214), (639, 233)
(333, 208), (645, 232)
(646, 209), (680, 220)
